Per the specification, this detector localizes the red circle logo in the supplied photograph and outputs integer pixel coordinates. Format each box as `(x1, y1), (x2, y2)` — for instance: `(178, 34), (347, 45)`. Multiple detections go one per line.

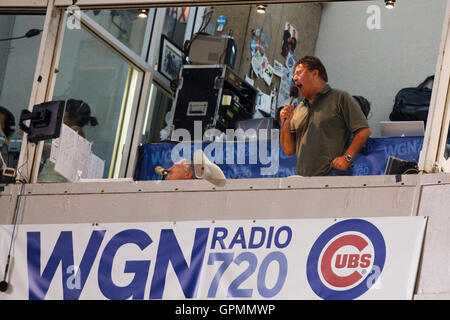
(318, 232), (374, 290)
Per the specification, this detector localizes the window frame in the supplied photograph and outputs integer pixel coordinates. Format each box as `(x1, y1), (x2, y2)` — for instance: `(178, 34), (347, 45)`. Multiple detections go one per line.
(418, 0), (450, 173)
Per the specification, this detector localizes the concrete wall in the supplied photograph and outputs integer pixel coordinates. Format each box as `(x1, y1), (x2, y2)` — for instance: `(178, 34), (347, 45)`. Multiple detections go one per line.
(208, 5), (251, 78)
(314, 0), (447, 136)
(0, 175), (421, 225)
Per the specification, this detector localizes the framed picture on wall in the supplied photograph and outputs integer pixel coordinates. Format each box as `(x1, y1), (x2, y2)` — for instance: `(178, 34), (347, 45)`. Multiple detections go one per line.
(158, 35), (183, 81)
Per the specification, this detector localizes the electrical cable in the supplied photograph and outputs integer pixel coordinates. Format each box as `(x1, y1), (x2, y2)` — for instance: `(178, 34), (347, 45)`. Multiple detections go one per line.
(0, 181), (26, 292)
(0, 29), (42, 42)
(184, 8), (214, 61)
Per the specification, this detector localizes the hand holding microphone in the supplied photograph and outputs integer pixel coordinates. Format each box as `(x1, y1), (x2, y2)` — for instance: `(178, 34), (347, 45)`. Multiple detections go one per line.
(288, 85), (299, 105)
(280, 86), (299, 127)
(155, 166), (168, 177)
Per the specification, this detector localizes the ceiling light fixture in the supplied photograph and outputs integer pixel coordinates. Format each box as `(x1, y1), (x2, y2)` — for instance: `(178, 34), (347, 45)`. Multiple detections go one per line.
(138, 9), (148, 18)
(256, 5), (267, 14)
(385, 0), (395, 9)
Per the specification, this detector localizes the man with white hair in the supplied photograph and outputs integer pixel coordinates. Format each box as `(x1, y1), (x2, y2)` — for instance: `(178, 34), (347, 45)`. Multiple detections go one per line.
(165, 159), (196, 180)
(165, 150), (226, 186)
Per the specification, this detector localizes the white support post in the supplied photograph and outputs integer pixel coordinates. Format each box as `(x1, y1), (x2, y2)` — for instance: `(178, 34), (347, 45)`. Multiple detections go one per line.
(418, 0), (450, 173)
(125, 70), (152, 178)
(16, 0), (64, 183)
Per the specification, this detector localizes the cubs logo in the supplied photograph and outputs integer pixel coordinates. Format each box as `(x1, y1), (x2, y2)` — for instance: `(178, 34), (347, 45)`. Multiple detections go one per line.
(306, 219), (386, 300)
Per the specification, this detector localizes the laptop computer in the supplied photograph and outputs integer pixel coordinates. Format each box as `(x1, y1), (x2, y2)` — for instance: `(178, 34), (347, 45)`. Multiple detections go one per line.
(379, 121), (425, 137)
(384, 155), (419, 175)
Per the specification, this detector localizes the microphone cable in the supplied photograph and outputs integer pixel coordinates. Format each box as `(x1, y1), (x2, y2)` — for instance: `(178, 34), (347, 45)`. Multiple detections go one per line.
(0, 181), (26, 292)
(0, 29), (43, 42)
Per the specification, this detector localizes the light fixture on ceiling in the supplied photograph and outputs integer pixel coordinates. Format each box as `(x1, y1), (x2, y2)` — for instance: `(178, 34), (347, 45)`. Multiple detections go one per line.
(256, 5), (267, 14)
(385, 0), (395, 9)
(138, 9), (148, 18)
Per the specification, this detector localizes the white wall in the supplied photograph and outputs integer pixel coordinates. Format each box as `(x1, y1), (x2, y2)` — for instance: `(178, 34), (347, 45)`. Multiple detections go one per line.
(314, 0), (447, 136)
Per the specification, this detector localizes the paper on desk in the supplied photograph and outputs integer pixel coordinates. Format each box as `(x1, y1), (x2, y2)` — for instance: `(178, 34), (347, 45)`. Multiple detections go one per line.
(88, 153), (105, 179)
(51, 124), (104, 181)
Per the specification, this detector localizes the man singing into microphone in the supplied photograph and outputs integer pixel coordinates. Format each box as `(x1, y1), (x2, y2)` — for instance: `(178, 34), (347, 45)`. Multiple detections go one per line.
(280, 56), (371, 176)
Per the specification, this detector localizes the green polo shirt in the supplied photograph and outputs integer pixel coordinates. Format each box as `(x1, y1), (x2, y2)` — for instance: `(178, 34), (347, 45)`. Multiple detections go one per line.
(290, 85), (369, 176)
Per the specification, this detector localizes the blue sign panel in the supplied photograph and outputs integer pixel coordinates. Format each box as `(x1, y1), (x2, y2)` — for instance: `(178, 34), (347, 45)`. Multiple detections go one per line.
(135, 137), (424, 180)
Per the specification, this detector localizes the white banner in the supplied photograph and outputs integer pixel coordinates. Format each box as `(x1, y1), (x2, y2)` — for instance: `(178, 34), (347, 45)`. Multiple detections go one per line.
(0, 217), (426, 300)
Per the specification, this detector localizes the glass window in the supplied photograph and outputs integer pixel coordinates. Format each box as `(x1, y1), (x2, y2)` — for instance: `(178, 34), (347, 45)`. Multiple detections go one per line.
(139, 7), (199, 145)
(444, 116), (450, 165)
(37, 24), (143, 182)
(135, 0), (447, 180)
(84, 9), (154, 57)
(162, 7), (192, 48)
(0, 14), (44, 171)
(141, 83), (173, 143)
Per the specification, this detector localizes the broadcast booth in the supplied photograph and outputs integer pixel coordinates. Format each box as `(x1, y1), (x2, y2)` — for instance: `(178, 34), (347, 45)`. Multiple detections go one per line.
(0, 0), (450, 302)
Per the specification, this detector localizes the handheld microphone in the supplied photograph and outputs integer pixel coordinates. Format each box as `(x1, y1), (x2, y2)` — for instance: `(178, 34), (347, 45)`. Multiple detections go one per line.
(155, 166), (168, 176)
(0, 255), (10, 292)
(289, 85), (299, 105)
(25, 29), (42, 38)
(282, 85), (299, 127)
(0, 281), (7, 292)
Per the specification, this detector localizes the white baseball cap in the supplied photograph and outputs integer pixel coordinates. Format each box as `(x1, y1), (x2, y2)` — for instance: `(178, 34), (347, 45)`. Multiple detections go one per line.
(193, 149), (226, 186)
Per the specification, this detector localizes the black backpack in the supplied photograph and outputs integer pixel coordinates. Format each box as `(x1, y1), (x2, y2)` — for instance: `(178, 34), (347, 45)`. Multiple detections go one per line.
(389, 76), (434, 126)
(353, 95), (371, 119)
